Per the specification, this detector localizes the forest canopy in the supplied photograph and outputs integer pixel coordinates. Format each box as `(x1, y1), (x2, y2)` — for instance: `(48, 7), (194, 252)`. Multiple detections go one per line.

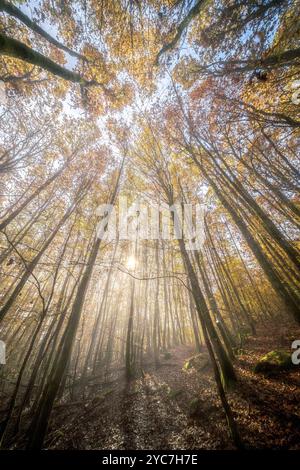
(0, 0), (299, 452)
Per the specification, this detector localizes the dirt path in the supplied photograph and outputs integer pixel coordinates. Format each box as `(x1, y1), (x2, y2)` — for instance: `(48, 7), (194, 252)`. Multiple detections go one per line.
(45, 322), (300, 450)
(45, 345), (222, 449)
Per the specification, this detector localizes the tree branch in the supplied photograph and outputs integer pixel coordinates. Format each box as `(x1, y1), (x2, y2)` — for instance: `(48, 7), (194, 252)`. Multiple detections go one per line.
(195, 47), (300, 76)
(0, 33), (101, 87)
(155, 0), (206, 65)
(0, 0), (88, 62)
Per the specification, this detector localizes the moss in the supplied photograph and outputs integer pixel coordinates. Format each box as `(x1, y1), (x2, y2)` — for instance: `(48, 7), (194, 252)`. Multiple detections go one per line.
(254, 350), (292, 374)
(188, 397), (201, 416)
(183, 359), (193, 370)
(91, 388), (113, 405)
(168, 388), (183, 400)
(183, 352), (210, 371)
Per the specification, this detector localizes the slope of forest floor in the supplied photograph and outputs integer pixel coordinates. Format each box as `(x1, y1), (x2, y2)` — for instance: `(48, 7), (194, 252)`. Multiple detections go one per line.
(14, 321), (300, 450)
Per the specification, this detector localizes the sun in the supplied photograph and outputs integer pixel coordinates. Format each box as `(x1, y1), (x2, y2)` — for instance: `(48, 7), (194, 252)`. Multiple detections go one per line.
(126, 255), (136, 270)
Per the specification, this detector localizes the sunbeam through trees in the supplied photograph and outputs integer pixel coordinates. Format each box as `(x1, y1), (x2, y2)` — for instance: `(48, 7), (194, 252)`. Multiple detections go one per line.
(0, 0), (300, 457)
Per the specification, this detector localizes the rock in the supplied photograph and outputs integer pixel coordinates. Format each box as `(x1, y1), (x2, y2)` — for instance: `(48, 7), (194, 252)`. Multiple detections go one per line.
(183, 352), (210, 372)
(254, 350), (292, 374)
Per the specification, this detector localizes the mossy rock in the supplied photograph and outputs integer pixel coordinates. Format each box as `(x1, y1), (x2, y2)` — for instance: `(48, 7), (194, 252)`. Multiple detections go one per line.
(168, 388), (184, 400)
(254, 350), (292, 374)
(188, 397), (202, 416)
(183, 352), (210, 372)
(91, 388), (113, 405)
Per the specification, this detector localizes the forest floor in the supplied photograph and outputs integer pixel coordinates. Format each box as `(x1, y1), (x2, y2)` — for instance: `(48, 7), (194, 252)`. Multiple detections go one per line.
(36, 321), (300, 449)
